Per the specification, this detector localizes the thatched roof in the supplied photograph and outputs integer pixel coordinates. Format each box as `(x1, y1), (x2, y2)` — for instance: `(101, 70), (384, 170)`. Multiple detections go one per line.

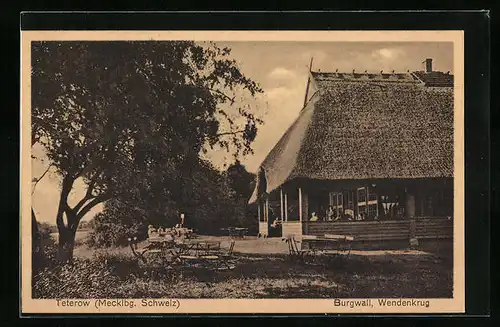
(249, 71), (454, 203)
(412, 71), (454, 87)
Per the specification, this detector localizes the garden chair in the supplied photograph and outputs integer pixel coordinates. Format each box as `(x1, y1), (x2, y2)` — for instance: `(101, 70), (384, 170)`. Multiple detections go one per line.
(316, 234), (355, 267)
(128, 236), (173, 265)
(323, 234), (354, 258)
(216, 240), (237, 270)
(284, 235), (316, 264)
(199, 240), (237, 271)
(128, 237), (179, 280)
(128, 237), (155, 264)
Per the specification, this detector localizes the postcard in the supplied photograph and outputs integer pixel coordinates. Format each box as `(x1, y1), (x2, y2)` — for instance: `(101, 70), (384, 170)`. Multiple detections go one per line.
(21, 30), (464, 314)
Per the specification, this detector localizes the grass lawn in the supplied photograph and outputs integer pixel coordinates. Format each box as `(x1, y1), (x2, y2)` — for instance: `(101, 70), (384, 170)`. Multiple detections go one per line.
(64, 235), (453, 299)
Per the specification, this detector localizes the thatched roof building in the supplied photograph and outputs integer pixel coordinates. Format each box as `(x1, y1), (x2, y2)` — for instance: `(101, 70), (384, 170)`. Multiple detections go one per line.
(249, 66), (454, 205)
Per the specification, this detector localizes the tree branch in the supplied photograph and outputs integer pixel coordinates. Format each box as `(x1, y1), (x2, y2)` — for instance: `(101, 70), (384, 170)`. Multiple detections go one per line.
(208, 88), (235, 105)
(31, 164), (52, 195)
(71, 147), (101, 180)
(214, 130), (245, 138)
(72, 170), (102, 213)
(76, 194), (111, 220)
(56, 175), (76, 230)
(31, 133), (41, 147)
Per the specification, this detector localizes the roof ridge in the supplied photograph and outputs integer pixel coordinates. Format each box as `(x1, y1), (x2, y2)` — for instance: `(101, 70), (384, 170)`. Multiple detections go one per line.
(311, 70), (453, 75)
(287, 97), (319, 182)
(248, 96), (318, 203)
(311, 71), (420, 84)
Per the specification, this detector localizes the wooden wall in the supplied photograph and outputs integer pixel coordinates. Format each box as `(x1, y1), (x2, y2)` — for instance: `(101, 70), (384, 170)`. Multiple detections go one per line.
(282, 222), (302, 238)
(414, 218), (453, 239)
(258, 222), (268, 237)
(302, 218), (453, 242)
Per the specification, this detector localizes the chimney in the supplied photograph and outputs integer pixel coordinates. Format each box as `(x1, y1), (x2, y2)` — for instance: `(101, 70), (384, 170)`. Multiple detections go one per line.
(422, 58), (433, 73)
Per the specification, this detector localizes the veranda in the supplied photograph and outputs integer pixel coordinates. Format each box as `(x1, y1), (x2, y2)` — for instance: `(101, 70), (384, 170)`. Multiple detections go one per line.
(257, 177), (453, 245)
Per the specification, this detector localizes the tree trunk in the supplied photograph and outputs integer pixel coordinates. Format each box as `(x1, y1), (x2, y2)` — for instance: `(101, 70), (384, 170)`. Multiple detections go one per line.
(32, 208), (43, 271)
(55, 174), (107, 262)
(56, 177), (77, 262)
(57, 207), (80, 262)
(57, 227), (76, 263)
(32, 209), (41, 252)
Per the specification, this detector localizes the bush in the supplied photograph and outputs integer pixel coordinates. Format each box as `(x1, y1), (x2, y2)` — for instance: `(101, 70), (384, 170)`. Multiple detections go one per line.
(86, 211), (148, 248)
(32, 252), (142, 299)
(32, 250), (188, 299)
(33, 222), (58, 274)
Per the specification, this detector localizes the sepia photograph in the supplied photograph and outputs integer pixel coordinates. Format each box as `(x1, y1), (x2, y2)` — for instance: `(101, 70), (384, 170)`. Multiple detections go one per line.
(21, 31), (464, 314)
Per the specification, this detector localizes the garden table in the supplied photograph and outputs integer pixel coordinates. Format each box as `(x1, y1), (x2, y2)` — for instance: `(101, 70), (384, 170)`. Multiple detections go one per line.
(192, 241), (221, 256)
(220, 227), (248, 239)
(178, 240), (236, 271)
(129, 237), (236, 271)
(302, 234), (354, 258)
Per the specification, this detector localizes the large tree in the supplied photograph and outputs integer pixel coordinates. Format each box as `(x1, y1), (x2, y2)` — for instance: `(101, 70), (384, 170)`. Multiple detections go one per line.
(31, 41), (263, 261)
(226, 160), (256, 204)
(87, 158), (249, 247)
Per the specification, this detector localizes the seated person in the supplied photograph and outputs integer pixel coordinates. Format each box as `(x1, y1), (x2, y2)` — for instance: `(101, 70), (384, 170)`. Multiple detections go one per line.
(147, 225), (158, 238)
(166, 228), (176, 237)
(163, 232), (174, 242)
(344, 209), (354, 221)
(326, 206), (335, 221)
(173, 224), (183, 237)
(309, 212), (319, 221)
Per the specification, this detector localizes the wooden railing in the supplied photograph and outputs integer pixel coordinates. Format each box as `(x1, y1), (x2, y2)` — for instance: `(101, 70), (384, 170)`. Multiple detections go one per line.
(302, 217), (452, 242)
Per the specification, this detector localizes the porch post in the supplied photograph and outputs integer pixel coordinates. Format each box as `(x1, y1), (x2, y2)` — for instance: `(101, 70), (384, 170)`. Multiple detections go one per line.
(298, 187), (303, 223)
(420, 195), (425, 217)
(257, 202), (261, 221)
(265, 197), (269, 222)
(280, 189), (284, 220)
(303, 192), (309, 220)
(284, 192), (288, 221)
(405, 188), (416, 219)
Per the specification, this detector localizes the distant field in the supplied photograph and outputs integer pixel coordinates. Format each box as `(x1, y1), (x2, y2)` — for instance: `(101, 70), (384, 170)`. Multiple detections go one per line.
(50, 229), (91, 243)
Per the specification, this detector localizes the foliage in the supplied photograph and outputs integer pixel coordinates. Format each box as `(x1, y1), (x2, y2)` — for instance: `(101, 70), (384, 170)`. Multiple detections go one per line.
(87, 159), (257, 248)
(31, 41), (263, 260)
(78, 221), (91, 230)
(33, 253), (134, 299)
(86, 201), (150, 247)
(38, 222), (58, 234)
(32, 221), (58, 274)
(226, 160), (256, 204)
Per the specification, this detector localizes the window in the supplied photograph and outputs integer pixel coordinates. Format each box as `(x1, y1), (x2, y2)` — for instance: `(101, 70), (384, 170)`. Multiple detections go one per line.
(358, 205), (367, 215)
(329, 192), (343, 217)
(367, 204), (377, 218)
(357, 187), (367, 219)
(357, 188), (367, 203)
(358, 186), (378, 219)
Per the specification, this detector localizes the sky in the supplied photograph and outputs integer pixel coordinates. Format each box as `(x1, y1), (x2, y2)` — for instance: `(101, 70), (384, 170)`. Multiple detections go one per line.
(31, 41), (453, 224)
